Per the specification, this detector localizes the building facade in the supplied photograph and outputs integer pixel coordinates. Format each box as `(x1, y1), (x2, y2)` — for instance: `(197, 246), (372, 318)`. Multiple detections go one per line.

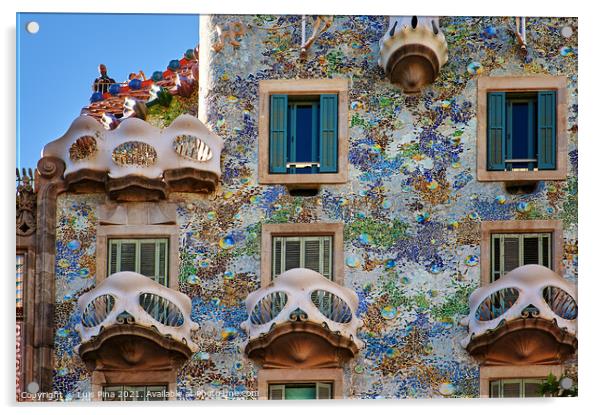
(16, 15), (578, 401)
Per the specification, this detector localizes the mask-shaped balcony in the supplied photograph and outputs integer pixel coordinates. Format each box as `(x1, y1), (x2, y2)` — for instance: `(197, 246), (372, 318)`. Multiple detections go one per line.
(41, 114), (224, 201)
(461, 265), (577, 365)
(379, 16), (448, 93)
(75, 272), (199, 377)
(241, 268), (363, 369)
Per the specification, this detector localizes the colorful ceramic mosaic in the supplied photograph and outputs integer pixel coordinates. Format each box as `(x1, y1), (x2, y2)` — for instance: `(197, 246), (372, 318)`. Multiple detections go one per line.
(69, 135), (98, 161)
(51, 15), (578, 400)
(173, 134), (213, 162)
(111, 141), (158, 167)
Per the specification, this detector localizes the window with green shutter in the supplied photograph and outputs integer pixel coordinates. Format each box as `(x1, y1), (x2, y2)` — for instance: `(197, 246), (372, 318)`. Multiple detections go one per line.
(269, 94), (338, 174)
(272, 235), (332, 280)
(268, 382), (332, 400)
(491, 233), (551, 282)
(108, 239), (169, 286)
(489, 378), (544, 398)
(487, 91), (557, 172)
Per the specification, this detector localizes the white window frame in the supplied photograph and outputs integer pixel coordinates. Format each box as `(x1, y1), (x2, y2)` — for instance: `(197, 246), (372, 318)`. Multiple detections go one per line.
(268, 382), (332, 400)
(108, 238), (169, 286)
(489, 378), (544, 398)
(271, 235), (333, 280)
(491, 232), (552, 281)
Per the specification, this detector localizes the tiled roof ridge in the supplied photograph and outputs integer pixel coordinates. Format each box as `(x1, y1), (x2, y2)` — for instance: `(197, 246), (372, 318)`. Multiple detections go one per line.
(80, 45), (199, 127)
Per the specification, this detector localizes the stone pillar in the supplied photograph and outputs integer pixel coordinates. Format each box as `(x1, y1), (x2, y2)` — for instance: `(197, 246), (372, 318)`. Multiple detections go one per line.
(31, 157), (66, 394)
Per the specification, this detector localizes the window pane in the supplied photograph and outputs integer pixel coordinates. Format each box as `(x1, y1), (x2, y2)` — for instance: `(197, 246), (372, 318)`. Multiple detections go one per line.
(102, 386), (122, 401)
(316, 382), (332, 399)
(16, 254), (24, 309)
(523, 236), (540, 265)
(490, 381), (500, 398)
(120, 243), (137, 272)
(304, 239), (322, 273)
(292, 105), (315, 163)
(284, 240), (301, 271)
(323, 237), (332, 279)
(269, 385), (285, 400)
(510, 102), (531, 169)
(284, 384), (317, 400)
(158, 242), (167, 285)
(140, 242), (156, 277)
(502, 381), (521, 398)
(503, 237), (520, 274)
(524, 380), (542, 398)
(146, 385), (168, 401)
(272, 238), (282, 278)
(542, 235), (550, 268)
(492, 236), (501, 281)
(109, 242), (118, 275)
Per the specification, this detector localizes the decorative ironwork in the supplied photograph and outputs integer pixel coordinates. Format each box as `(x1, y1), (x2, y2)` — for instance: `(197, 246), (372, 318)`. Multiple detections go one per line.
(139, 292), (185, 327)
(69, 135), (98, 161)
(173, 134), (213, 162)
(543, 286), (578, 320)
(311, 289), (353, 323)
(475, 287), (520, 321)
(112, 141), (157, 167)
(250, 291), (288, 325)
(81, 294), (116, 328)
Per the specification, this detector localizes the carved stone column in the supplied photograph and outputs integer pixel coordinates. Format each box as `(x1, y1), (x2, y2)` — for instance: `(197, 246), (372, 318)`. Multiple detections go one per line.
(31, 157), (66, 393)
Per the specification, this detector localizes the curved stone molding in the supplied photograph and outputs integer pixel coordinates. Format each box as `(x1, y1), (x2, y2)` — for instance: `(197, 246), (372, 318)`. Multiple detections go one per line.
(460, 264), (577, 364)
(75, 271), (199, 357)
(379, 16), (448, 92)
(42, 114), (224, 200)
(241, 268), (363, 368)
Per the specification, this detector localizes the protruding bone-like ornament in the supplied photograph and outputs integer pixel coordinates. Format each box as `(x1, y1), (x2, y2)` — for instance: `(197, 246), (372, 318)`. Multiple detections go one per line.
(461, 265), (577, 365)
(41, 114), (224, 201)
(379, 16), (448, 93)
(241, 268), (363, 368)
(75, 272), (199, 372)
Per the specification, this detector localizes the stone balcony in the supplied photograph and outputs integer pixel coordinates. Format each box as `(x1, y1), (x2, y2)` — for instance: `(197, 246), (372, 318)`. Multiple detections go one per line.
(461, 264), (577, 365)
(379, 16), (448, 93)
(241, 268), (363, 369)
(41, 114), (224, 201)
(75, 272), (198, 376)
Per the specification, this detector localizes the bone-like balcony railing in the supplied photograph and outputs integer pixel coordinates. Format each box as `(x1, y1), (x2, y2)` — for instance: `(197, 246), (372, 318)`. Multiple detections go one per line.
(40, 114), (224, 200)
(379, 16), (448, 92)
(241, 268), (364, 351)
(460, 264), (577, 349)
(75, 271), (199, 353)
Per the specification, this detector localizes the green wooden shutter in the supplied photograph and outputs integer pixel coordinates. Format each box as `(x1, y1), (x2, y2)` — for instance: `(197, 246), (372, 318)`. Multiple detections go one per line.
(140, 242), (157, 277)
(322, 237), (332, 280)
(537, 91), (557, 170)
(487, 92), (506, 171)
(501, 379), (522, 398)
(489, 380), (500, 398)
(269, 385), (285, 400)
(272, 237), (283, 279)
(109, 242), (118, 275)
(120, 242), (137, 272)
(284, 238), (301, 271)
(491, 235), (502, 282)
(523, 379), (543, 397)
(319, 94), (338, 173)
(269, 94), (288, 173)
(303, 238), (322, 274)
(316, 382), (332, 399)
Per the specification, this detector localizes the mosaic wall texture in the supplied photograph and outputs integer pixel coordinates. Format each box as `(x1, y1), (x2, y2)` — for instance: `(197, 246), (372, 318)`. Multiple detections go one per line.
(52, 15), (578, 400)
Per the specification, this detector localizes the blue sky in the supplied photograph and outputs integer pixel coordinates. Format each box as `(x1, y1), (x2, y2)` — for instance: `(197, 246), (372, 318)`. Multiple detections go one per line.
(16, 13), (199, 170)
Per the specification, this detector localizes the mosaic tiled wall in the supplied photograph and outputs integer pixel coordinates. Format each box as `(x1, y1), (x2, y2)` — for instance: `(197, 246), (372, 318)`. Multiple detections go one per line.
(52, 15), (578, 400)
